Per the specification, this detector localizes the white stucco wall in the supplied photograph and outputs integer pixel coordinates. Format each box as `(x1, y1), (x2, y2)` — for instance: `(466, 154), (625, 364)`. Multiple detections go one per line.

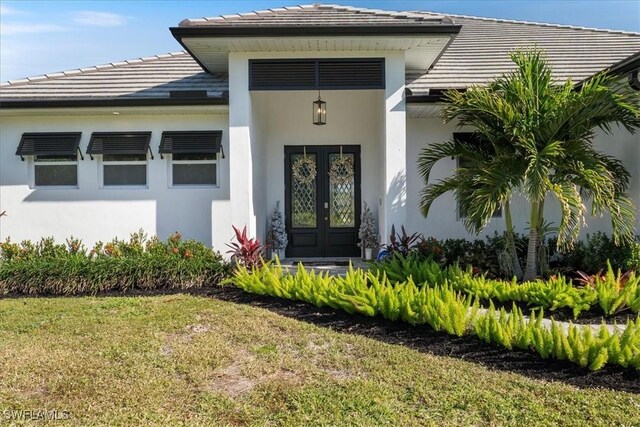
(0, 108), (231, 248)
(256, 89), (384, 242)
(406, 117), (640, 240)
(1, 89), (637, 254)
(229, 50), (405, 245)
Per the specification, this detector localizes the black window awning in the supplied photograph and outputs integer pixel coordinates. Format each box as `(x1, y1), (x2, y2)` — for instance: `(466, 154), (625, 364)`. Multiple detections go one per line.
(159, 131), (222, 155)
(16, 132), (82, 159)
(87, 132), (152, 156)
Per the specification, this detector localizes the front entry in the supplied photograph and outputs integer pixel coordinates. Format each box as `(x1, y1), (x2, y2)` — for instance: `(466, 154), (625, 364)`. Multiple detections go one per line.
(285, 145), (361, 257)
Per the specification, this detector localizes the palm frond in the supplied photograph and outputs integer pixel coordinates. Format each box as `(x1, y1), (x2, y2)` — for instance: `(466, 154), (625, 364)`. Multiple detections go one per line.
(416, 139), (490, 185)
(419, 176), (465, 218)
(607, 195), (637, 246)
(550, 182), (585, 251)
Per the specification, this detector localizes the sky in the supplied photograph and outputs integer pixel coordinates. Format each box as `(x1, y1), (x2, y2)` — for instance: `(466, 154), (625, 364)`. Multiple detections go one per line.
(1, 0), (639, 82)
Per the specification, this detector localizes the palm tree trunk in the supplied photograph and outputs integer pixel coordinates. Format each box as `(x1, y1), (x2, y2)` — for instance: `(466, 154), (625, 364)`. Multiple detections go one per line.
(537, 199), (545, 241)
(523, 201), (540, 281)
(504, 200), (523, 280)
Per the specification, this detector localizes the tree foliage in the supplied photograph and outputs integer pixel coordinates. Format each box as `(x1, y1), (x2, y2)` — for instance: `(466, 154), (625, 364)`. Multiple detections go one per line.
(418, 49), (640, 280)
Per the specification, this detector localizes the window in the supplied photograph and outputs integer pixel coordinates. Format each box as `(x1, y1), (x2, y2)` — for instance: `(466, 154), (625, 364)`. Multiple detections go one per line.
(159, 131), (222, 187)
(34, 154), (78, 187)
(87, 132), (151, 187)
(16, 133), (82, 188)
(454, 132), (502, 220)
(171, 153), (218, 186)
(102, 154), (148, 186)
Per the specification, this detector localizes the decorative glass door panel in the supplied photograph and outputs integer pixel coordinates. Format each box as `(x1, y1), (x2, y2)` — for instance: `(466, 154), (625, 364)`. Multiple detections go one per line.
(328, 153), (355, 228)
(291, 153), (317, 228)
(285, 146), (360, 258)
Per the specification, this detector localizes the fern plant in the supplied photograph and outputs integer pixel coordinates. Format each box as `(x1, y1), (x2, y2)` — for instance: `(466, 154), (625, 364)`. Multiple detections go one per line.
(226, 262), (640, 371)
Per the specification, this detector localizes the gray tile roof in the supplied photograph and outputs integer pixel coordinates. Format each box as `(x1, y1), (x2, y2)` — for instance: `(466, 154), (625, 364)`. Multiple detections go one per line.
(407, 12), (640, 93)
(180, 4), (451, 27)
(1, 4), (638, 104)
(0, 52), (228, 102)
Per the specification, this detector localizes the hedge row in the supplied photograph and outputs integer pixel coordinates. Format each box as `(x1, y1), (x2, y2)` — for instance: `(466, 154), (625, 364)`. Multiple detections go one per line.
(0, 232), (229, 295)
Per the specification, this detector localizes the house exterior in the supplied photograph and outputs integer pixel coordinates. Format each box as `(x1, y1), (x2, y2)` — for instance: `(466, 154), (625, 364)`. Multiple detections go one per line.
(1, 4), (639, 258)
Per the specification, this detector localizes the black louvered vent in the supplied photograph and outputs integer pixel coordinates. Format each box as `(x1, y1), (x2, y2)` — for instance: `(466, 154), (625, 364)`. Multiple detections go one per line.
(249, 58), (385, 90)
(250, 60), (317, 90)
(87, 132), (151, 155)
(318, 59), (385, 89)
(159, 131), (222, 154)
(16, 132), (82, 156)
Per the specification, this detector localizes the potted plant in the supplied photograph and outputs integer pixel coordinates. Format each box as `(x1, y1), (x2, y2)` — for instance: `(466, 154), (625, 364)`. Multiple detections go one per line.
(267, 202), (288, 260)
(358, 202), (378, 260)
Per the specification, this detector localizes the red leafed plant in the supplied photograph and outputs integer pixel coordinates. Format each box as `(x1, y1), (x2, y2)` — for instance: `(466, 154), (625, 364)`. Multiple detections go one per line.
(226, 225), (266, 269)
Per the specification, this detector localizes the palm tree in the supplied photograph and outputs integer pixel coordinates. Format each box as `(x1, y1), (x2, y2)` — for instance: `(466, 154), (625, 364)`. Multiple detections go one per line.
(418, 50), (640, 281)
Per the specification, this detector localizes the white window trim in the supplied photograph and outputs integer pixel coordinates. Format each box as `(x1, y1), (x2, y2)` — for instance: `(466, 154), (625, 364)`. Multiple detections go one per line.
(168, 153), (220, 189)
(455, 156), (503, 221)
(98, 155), (149, 189)
(28, 156), (79, 190)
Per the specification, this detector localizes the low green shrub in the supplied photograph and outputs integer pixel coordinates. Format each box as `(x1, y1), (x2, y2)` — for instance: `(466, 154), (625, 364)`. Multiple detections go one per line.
(369, 254), (640, 317)
(226, 262), (640, 371)
(549, 232), (639, 274)
(401, 230), (639, 277)
(410, 232), (529, 278)
(0, 231), (229, 295)
(626, 241), (640, 271)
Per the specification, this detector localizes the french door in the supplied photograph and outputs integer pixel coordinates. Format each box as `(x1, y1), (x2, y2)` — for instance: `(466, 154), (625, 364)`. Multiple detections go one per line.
(284, 145), (361, 257)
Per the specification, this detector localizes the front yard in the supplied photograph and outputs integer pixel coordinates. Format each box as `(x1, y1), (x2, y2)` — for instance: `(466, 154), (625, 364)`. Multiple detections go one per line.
(1, 294), (638, 426)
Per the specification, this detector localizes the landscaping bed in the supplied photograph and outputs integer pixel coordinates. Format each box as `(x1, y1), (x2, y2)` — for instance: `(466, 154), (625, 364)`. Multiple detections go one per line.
(369, 254), (640, 320)
(206, 285), (640, 394)
(226, 262), (640, 373)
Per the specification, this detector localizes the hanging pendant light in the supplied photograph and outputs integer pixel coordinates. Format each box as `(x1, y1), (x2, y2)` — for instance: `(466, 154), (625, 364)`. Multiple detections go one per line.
(313, 91), (326, 125)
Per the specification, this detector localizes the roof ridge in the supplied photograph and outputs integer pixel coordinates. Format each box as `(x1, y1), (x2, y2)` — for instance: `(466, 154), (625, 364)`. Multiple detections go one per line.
(187, 3), (448, 25)
(1, 51), (189, 87)
(416, 10), (640, 36)
(302, 4), (447, 21)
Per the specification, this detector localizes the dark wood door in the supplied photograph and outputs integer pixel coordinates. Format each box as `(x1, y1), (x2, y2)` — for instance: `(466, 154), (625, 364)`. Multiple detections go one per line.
(285, 145), (361, 258)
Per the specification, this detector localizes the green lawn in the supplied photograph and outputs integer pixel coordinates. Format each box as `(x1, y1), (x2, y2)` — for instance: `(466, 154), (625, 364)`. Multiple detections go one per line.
(0, 294), (638, 426)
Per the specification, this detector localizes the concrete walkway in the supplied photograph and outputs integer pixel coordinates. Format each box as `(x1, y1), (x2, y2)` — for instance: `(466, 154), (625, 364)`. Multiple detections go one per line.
(279, 257), (369, 276)
(476, 307), (630, 333)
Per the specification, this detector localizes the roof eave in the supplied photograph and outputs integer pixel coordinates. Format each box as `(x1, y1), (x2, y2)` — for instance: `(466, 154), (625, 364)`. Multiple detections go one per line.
(574, 51), (640, 90)
(170, 24), (462, 38)
(171, 24), (461, 74)
(406, 94), (446, 103)
(0, 97), (229, 109)
(406, 88), (466, 103)
(605, 51), (640, 76)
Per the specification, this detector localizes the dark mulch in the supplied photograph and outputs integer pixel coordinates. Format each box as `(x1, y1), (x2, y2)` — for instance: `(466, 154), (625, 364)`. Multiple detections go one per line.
(203, 286), (640, 394)
(3, 286), (638, 394)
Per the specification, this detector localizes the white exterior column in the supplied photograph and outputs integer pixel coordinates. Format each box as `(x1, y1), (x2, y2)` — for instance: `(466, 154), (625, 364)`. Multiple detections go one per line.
(380, 51), (407, 243)
(228, 53), (257, 238)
